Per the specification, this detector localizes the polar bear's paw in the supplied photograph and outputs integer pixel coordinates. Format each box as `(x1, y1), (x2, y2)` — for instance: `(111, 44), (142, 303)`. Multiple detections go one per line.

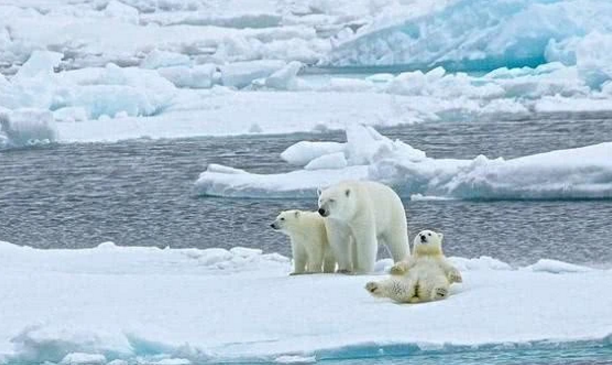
(390, 262), (408, 275)
(433, 287), (448, 300)
(448, 270), (463, 283)
(365, 281), (384, 296)
(337, 269), (353, 275)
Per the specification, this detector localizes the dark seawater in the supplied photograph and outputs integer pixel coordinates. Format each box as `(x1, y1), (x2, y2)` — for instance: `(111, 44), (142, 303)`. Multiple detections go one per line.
(1, 118), (612, 267)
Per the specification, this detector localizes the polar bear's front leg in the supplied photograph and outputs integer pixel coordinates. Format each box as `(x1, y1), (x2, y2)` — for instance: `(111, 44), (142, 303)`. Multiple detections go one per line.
(365, 277), (415, 303)
(352, 224), (377, 274)
(447, 268), (463, 283)
(390, 257), (417, 276)
(291, 242), (307, 275)
(306, 246), (324, 273)
(439, 260), (463, 283)
(390, 261), (408, 275)
(325, 219), (353, 273)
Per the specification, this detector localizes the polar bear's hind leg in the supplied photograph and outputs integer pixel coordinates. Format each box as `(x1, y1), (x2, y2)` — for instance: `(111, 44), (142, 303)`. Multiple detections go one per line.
(366, 278), (416, 303)
(433, 287), (449, 300)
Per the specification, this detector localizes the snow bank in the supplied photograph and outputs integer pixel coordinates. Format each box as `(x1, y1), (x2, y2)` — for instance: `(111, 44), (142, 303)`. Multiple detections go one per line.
(264, 61), (303, 90)
(141, 50), (191, 70)
(196, 125), (612, 200)
(157, 65), (217, 89)
(220, 60), (287, 88)
(0, 239), (611, 364)
(523, 259), (594, 274)
(0, 51), (177, 123)
(281, 141), (346, 165)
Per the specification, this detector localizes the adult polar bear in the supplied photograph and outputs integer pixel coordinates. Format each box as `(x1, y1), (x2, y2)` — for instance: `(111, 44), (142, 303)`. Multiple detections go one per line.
(317, 180), (409, 273)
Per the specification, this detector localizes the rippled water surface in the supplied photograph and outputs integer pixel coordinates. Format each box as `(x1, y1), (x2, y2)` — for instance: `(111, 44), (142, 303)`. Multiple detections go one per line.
(1, 118), (612, 267)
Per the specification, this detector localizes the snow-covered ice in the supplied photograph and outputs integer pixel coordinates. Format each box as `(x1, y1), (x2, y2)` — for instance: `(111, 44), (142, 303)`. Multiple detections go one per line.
(0, 239), (611, 364)
(196, 125), (612, 200)
(1, 1), (612, 144)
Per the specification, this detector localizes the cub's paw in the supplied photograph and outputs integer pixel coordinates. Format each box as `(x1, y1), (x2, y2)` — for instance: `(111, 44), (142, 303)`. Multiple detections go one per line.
(449, 270), (463, 283)
(365, 281), (382, 296)
(433, 287), (449, 300)
(390, 262), (407, 276)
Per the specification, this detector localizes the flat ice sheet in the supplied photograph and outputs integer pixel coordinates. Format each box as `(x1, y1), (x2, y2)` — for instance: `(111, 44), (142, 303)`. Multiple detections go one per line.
(0, 240), (611, 364)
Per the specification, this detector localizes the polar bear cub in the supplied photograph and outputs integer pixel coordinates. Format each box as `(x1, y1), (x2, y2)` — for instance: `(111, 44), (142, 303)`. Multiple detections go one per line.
(318, 180), (409, 274)
(365, 230), (462, 303)
(271, 210), (336, 275)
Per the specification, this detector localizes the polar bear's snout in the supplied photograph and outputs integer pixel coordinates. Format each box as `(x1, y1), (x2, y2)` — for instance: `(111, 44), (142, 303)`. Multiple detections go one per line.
(418, 230), (435, 244)
(270, 222), (279, 230)
(318, 207), (329, 217)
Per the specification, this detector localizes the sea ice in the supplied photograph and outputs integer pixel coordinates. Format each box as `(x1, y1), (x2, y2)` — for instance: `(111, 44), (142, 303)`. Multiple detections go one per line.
(196, 125), (612, 200)
(0, 108), (57, 148)
(0, 239), (611, 364)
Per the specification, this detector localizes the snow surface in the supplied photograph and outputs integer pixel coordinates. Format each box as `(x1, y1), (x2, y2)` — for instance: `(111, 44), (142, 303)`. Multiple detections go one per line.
(196, 125), (612, 200)
(0, 239), (611, 364)
(2, 0), (612, 144)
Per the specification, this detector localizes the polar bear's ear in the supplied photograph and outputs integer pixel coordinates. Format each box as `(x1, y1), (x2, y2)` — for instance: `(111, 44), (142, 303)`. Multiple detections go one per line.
(317, 187), (322, 197)
(345, 189), (351, 197)
(438, 232), (444, 242)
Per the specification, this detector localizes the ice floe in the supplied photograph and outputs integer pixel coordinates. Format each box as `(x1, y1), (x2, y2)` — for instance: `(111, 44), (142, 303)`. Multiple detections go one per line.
(0, 239), (610, 364)
(196, 125), (612, 200)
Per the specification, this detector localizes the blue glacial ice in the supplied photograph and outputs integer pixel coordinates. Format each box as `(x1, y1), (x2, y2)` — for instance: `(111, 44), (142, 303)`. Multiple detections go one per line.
(325, 0), (612, 72)
(0, 108), (57, 148)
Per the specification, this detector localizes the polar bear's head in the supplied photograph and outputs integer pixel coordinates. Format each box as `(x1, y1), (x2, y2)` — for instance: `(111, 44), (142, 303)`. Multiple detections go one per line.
(270, 210), (303, 235)
(413, 229), (444, 257)
(317, 183), (355, 220)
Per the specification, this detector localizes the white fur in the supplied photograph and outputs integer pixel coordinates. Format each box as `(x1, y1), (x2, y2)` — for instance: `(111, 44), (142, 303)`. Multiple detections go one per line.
(317, 180), (409, 274)
(366, 230), (462, 303)
(271, 210), (336, 275)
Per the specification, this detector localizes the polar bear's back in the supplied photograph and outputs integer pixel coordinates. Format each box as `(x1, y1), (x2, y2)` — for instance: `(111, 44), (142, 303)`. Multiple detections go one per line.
(294, 211), (329, 246)
(355, 181), (407, 233)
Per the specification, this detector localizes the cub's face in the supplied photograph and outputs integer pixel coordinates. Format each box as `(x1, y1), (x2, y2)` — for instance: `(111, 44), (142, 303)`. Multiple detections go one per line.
(317, 185), (354, 220)
(413, 229), (444, 256)
(270, 210), (300, 234)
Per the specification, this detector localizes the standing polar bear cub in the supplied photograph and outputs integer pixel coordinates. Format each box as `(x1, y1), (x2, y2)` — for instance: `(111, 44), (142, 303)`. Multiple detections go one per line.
(365, 230), (462, 303)
(318, 180), (409, 274)
(271, 210), (336, 275)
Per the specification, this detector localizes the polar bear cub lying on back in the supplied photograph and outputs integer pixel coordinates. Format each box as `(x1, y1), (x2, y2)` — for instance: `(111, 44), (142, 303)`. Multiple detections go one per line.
(271, 210), (336, 275)
(365, 230), (462, 303)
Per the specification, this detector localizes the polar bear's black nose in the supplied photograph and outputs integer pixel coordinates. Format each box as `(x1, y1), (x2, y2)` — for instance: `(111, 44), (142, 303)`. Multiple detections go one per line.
(318, 208), (326, 216)
(420, 235), (427, 242)
(270, 223), (277, 229)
